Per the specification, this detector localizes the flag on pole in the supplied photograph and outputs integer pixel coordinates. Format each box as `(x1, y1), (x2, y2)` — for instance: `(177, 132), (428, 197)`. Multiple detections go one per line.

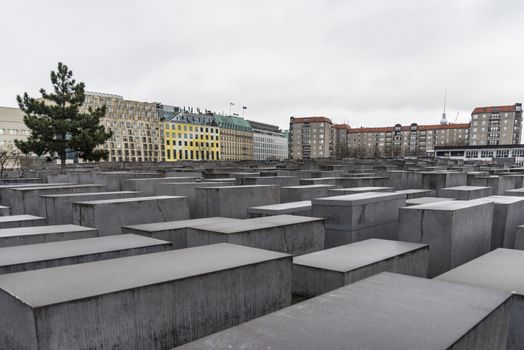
(243, 106), (247, 110)
(230, 102), (235, 106)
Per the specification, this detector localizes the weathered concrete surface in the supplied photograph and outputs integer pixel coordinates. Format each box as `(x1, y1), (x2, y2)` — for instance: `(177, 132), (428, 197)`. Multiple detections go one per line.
(6, 184), (107, 216)
(241, 176), (300, 187)
(312, 192), (406, 248)
(123, 217), (243, 248)
(95, 171), (163, 191)
(469, 175), (518, 195)
(176, 272), (512, 350)
(0, 206), (10, 216)
(328, 187), (394, 196)
(0, 234), (171, 274)
(405, 196), (455, 206)
(0, 243), (292, 350)
(42, 191), (140, 225)
(299, 177), (339, 186)
(421, 171), (467, 193)
(195, 185), (280, 219)
(186, 215), (324, 256)
(515, 225), (524, 250)
(280, 185), (335, 203)
(0, 182), (72, 206)
(293, 239), (428, 297)
(0, 215), (47, 229)
(73, 196), (190, 236)
(504, 187), (524, 196)
(438, 186), (492, 200)
(0, 224), (97, 248)
(386, 170), (423, 189)
(395, 189), (435, 199)
(470, 196), (524, 249)
(398, 200), (494, 277)
(122, 176), (200, 195)
(156, 182), (234, 218)
(247, 201), (312, 218)
(336, 176), (388, 188)
(436, 248), (524, 350)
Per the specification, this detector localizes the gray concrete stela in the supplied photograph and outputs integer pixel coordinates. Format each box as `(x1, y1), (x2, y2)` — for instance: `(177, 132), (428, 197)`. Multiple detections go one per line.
(0, 158), (522, 349)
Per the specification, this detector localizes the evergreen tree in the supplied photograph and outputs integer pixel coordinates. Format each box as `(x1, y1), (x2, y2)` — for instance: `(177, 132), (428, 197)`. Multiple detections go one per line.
(15, 62), (112, 172)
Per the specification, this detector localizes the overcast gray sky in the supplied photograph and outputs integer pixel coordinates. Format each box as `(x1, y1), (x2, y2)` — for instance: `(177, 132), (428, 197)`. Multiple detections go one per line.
(1, 0), (522, 129)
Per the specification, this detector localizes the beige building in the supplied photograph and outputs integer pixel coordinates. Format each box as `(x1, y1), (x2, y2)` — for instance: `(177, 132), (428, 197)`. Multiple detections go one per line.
(214, 115), (253, 161)
(333, 124), (351, 159)
(348, 123), (470, 158)
(0, 107), (30, 151)
(81, 92), (162, 162)
(469, 103), (522, 146)
(289, 116), (333, 159)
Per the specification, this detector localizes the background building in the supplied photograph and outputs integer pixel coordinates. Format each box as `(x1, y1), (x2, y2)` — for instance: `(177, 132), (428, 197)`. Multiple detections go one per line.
(81, 92), (162, 162)
(214, 115), (253, 161)
(158, 105), (220, 162)
(333, 124), (351, 159)
(0, 107), (29, 151)
(469, 103), (522, 146)
(248, 120), (288, 161)
(289, 116), (333, 159)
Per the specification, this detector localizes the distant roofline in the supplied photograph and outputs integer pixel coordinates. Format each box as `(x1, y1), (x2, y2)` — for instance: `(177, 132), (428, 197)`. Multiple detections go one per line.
(290, 116), (332, 124)
(471, 104), (521, 115)
(347, 123), (470, 133)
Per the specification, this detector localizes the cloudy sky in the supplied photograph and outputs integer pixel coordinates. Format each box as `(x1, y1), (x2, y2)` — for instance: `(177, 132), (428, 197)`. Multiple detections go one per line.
(1, 0), (522, 129)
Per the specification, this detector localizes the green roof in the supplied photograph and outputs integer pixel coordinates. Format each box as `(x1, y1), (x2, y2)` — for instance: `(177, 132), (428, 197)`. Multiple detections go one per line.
(213, 115), (252, 131)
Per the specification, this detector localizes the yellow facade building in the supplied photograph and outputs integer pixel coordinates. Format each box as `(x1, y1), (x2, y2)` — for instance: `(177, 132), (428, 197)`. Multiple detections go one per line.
(161, 121), (220, 161)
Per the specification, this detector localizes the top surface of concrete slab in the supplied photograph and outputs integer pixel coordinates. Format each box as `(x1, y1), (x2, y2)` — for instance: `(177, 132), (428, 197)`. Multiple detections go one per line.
(249, 201), (312, 211)
(440, 186), (491, 191)
(395, 189), (433, 194)
(0, 243), (290, 308)
(0, 215), (44, 222)
(331, 187), (394, 192)
(41, 191), (139, 198)
(75, 195), (184, 205)
(0, 183), (71, 190)
(192, 215), (323, 234)
(436, 248), (524, 295)
(405, 197), (455, 205)
(280, 185), (334, 189)
(470, 195), (524, 204)
(124, 217), (243, 232)
(126, 177), (199, 182)
(11, 184), (105, 192)
(0, 225), (96, 238)
(293, 239), (427, 272)
(312, 192), (404, 206)
(196, 185), (278, 189)
(505, 188), (524, 193)
(0, 234), (169, 267)
(403, 200), (489, 211)
(176, 272), (511, 350)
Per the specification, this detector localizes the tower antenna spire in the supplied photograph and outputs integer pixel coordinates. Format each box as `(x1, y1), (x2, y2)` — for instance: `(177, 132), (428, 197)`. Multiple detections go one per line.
(440, 88), (448, 125)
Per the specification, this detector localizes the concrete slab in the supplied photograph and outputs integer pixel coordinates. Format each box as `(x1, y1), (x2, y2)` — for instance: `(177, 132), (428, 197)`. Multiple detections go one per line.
(0, 234), (171, 273)
(438, 185), (492, 200)
(405, 196), (455, 206)
(73, 196), (190, 236)
(280, 184), (335, 203)
(95, 171), (163, 191)
(0, 215), (46, 229)
(421, 171), (467, 192)
(328, 187), (394, 196)
(0, 182), (71, 205)
(293, 239), (428, 297)
(398, 200), (494, 277)
(122, 176), (201, 195)
(247, 200), (312, 218)
(504, 187), (524, 196)
(0, 224), (97, 248)
(195, 185), (280, 219)
(123, 217), (243, 248)
(386, 170), (423, 189)
(41, 191), (140, 225)
(187, 215), (325, 256)
(176, 272), (512, 350)
(395, 188), (435, 199)
(436, 248), (524, 350)
(241, 176), (300, 187)
(0, 243), (292, 349)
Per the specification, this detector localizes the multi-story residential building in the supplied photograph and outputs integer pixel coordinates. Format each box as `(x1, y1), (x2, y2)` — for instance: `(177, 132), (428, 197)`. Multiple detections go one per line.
(0, 107), (30, 151)
(469, 103), (522, 146)
(348, 123), (470, 158)
(289, 116), (333, 159)
(158, 105), (220, 161)
(81, 92), (162, 162)
(214, 115), (253, 161)
(248, 120), (288, 161)
(333, 124), (351, 159)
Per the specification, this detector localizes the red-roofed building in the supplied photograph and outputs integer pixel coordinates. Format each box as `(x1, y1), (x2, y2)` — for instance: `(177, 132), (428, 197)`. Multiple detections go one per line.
(470, 103), (522, 146)
(289, 116), (333, 159)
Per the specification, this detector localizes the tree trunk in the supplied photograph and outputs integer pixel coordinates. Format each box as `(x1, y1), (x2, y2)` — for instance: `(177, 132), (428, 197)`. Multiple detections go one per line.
(60, 151), (67, 174)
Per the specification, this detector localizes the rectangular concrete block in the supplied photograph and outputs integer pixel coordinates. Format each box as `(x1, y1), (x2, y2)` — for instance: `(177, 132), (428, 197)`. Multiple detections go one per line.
(280, 184), (335, 203)
(422, 171), (467, 192)
(436, 248), (524, 350)
(293, 239), (428, 297)
(405, 196), (455, 206)
(515, 225), (524, 250)
(395, 188), (435, 199)
(312, 192), (406, 247)
(187, 215), (325, 256)
(176, 272), (512, 350)
(0, 183), (71, 205)
(95, 171), (163, 191)
(398, 200), (494, 277)
(0, 234), (171, 274)
(328, 186), (394, 196)
(299, 177), (339, 186)
(123, 217), (243, 248)
(41, 191), (140, 225)
(73, 196), (190, 236)
(122, 176), (200, 195)
(438, 186), (492, 200)
(0, 215), (47, 229)
(247, 201), (312, 218)
(241, 176), (300, 187)
(0, 206), (10, 216)
(336, 176), (388, 188)
(0, 224), (97, 248)
(386, 170), (423, 189)
(0, 243), (292, 350)
(195, 185), (280, 219)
